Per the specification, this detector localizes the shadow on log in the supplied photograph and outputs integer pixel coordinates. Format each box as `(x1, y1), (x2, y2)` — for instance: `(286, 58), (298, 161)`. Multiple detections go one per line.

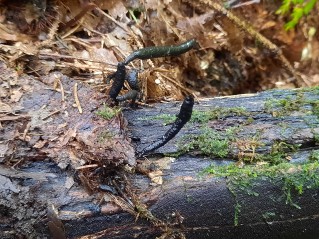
(1, 63), (319, 238)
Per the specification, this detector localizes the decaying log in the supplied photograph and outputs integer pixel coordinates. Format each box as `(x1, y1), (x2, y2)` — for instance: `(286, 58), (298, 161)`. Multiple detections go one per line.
(1, 63), (319, 239)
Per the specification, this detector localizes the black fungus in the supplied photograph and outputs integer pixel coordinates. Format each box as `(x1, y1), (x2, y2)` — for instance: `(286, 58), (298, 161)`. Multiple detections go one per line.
(124, 39), (197, 65)
(108, 62), (126, 100)
(138, 95), (194, 157)
(116, 69), (140, 103)
(126, 69), (139, 91)
(116, 89), (139, 102)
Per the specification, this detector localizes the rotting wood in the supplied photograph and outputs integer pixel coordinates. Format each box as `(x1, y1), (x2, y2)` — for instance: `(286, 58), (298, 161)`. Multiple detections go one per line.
(1, 62), (319, 238)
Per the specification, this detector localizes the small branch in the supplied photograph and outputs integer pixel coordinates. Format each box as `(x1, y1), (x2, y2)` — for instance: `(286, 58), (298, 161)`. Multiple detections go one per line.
(73, 83), (83, 114)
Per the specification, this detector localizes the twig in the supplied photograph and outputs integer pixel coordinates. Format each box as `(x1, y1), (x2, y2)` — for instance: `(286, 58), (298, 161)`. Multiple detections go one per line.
(22, 122), (31, 140)
(73, 83), (83, 114)
(41, 110), (61, 120)
(38, 52), (117, 67)
(76, 164), (99, 170)
(54, 63), (113, 72)
(53, 76), (65, 102)
(104, 193), (136, 215)
(159, 72), (197, 100)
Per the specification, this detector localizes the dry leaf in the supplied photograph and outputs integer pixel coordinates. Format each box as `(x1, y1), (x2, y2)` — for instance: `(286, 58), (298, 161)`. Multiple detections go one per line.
(176, 11), (215, 33)
(33, 140), (48, 149)
(60, 128), (77, 146)
(10, 89), (23, 102)
(261, 21), (276, 31)
(149, 171), (163, 185)
(0, 102), (12, 113)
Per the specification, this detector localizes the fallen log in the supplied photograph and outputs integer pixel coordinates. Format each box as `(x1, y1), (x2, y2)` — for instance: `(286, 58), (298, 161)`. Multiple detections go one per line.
(1, 63), (319, 239)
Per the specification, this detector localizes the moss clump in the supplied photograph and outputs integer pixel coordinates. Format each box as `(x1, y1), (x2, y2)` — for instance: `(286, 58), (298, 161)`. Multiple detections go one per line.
(178, 127), (236, 158)
(204, 160), (319, 224)
(178, 124), (300, 164)
(191, 107), (248, 123)
(264, 91), (305, 117)
(96, 105), (121, 120)
(143, 106), (249, 125)
(138, 114), (176, 125)
(310, 150), (319, 161)
(245, 117), (254, 125)
(261, 141), (300, 165)
(303, 85), (319, 92)
(308, 100), (319, 117)
(98, 130), (115, 143)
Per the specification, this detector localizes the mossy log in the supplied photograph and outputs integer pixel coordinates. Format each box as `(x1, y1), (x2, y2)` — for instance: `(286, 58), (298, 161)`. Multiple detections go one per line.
(1, 64), (319, 239)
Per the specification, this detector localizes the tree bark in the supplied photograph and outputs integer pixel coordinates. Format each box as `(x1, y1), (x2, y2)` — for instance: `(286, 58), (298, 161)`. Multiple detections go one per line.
(1, 65), (319, 239)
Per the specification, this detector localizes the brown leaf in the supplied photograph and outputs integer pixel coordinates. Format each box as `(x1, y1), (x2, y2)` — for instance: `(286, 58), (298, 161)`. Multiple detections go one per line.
(0, 102), (12, 113)
(10, 89), (23, 102)
(176, 11), (215, 34)
(98, 0), (127, 18)
(33, 140), (48, 149)
(261, 21), (276, 31)
(60, 128), (77, 146)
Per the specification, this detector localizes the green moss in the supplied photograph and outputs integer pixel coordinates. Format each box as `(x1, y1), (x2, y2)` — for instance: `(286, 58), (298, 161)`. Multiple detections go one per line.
(138, 114), (176, 125)
(96, 105), (121, 120)
(204, 160), (319, 224)
(264, 92), (305, 117)
(98, 130), (115, 143)
(271, 141), (299, 154)
(191, 107), (248, 123)
(308, 100), (319, 117)
(178, 127), (234, 158)
(304, 85), (319, 92)
(261, 141), (300, 165)
(245, 117), (254, 125)
(310, 150), (319, 161)
(264, 88), (319, 118)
